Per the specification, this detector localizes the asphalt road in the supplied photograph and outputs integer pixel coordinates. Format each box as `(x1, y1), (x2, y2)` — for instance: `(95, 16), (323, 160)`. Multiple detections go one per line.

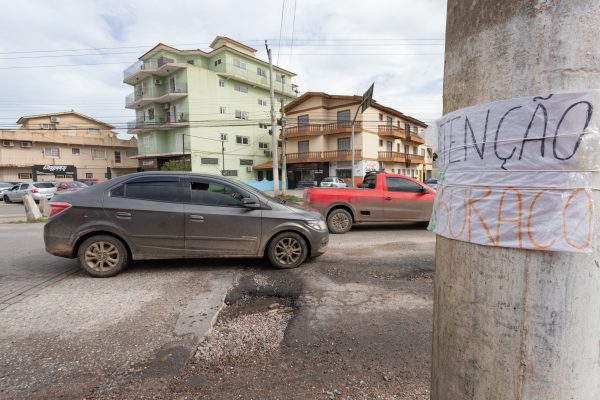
(0, 220), (436, 399)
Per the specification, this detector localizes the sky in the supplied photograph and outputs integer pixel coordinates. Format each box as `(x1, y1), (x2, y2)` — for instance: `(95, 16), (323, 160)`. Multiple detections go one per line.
(0, 0), (447, 137)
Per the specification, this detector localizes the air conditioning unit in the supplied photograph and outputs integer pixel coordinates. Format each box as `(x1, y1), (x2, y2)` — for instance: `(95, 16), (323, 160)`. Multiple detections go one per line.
(21, 141), (32, 148)
(246, 166), (253, 172)
(2, 140), (14, 147)
(50, 117), (60, 123)
(154, 79), (162, 85)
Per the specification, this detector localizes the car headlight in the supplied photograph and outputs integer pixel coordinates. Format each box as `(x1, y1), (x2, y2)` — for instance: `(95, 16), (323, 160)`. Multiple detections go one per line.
(306, 219), (327, 231)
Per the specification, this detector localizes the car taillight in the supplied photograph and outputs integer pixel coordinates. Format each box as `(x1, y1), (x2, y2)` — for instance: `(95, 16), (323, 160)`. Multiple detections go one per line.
(31, 188), (39, 193)
(49, 202), (72, 217)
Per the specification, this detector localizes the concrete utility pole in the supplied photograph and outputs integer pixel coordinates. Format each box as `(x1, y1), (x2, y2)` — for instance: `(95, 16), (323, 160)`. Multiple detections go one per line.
(265, 40), (279, 195)
(280, 75), (287, 195)
(432, 2), (600, 399)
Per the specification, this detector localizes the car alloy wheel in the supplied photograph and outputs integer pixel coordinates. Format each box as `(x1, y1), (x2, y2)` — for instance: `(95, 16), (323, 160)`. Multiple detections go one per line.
(3, 195), (10, 204)
(327, 209), (352, 234)
(77, 235), (129, 277)
(267, 232), (308, 269)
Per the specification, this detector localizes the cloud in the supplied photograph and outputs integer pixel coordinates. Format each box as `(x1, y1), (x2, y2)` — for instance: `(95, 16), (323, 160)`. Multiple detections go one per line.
(0, 0), (446, 135)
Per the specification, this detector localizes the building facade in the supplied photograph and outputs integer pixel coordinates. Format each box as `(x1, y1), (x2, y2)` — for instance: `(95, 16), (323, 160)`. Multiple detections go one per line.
(0, 111), (138, 182)
(124, 37), (296, 179)
(282, 92), (433, 188)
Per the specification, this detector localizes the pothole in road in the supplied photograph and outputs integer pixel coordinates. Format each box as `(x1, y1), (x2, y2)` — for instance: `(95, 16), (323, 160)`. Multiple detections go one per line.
(193, 294), (297, 365)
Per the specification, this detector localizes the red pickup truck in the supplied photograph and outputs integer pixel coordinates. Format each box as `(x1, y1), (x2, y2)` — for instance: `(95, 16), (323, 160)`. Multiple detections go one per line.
(304, 173), (435, 233)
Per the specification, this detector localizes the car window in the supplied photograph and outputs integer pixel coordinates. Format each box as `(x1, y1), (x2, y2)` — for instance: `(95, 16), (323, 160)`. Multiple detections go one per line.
(386, 177), (424, 193)
(323, 178), (333, 182)
(363, 175), (376, 189)
(115, 180), (183, 202)
(34, 182), (55, 188)
(20, 184), (29, 190)
(189, 180), (248, 207)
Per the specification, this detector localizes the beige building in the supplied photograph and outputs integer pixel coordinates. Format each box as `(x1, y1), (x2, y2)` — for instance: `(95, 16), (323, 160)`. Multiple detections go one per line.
(281, 92), (433, 187)
(0, 111), (138, 182)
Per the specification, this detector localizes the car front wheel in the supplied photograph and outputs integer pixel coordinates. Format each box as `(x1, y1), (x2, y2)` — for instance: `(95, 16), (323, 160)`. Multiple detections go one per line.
(267, 232), (308, 269)
(327, 208), (352, 234)
(77, 235), (129, 277)
(3, 195), (10, 204)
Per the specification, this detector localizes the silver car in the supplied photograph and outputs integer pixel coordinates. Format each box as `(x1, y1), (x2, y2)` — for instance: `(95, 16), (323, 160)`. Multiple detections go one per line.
(320, 177), (347, 188)
(44, 172), (329, 277)
(3, 182), (57, 203)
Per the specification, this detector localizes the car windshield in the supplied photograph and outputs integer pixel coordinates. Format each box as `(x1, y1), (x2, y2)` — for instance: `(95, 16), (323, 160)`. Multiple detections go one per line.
(34, 182), (56, 188)
(323, 178), (333, 182)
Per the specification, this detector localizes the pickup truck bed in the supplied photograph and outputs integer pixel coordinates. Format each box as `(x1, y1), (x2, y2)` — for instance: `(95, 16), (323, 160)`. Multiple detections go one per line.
(304, 173), (435, 233)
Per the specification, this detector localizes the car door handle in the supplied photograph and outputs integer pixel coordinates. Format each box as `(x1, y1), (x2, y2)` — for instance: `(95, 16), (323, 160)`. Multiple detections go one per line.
(115, 211), (132, 219)
(384, 197), (392, 201)
(190, 214), (204, 222)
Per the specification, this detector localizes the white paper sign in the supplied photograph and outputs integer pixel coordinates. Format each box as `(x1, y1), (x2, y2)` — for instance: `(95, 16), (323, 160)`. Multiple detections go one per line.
(428, 91), (599, 252)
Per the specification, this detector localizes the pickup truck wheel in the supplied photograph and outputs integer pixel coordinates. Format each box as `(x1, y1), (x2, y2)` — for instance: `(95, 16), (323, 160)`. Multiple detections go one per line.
(327, 209), (352, 234)
(77, 235), (129, 277)
(267, 232), (308, 269)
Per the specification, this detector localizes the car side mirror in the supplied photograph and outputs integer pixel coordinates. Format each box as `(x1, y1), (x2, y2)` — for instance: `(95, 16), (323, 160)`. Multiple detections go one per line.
(241, 197), (260, 209)
(420, 187), (429, 194)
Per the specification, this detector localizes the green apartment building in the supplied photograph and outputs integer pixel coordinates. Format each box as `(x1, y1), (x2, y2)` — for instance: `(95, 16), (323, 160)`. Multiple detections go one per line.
(123, 37), (296, 179)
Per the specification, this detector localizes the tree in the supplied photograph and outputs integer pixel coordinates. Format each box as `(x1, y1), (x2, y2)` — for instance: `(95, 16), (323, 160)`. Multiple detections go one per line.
(160, 160), (190, 171)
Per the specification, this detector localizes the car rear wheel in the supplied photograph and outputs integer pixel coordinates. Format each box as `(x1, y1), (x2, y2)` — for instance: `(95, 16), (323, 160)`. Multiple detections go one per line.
(327, 208), (352, 234)
(267, 232), (308, 269)
(3, 195), (10, 204)
(77, 235), (129, 277)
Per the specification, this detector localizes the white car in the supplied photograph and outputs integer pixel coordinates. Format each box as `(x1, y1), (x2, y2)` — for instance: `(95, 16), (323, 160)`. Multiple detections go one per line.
(319, 177), (347, 188)
(3, 182), (57, 203)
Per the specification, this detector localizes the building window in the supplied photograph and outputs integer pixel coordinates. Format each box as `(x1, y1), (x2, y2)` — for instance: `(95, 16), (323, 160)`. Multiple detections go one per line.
(298, 140), (309, 153)
(222, 170), (238, 177)
(214, 59), (222, 67)
(337, 110), (350, 122)
(234, 84), (248, 93)
(220, 106), (227, 114)
(257, 67), (266, 77)
(115, 151), (122, 163)
(259, 123), (269, 129)
(236, 136), (250, 145)
(44, 147), (60, 158)
(201, 157), (219, 165)
(143, 136), (152, 148)
(20, 141), (32, 148)
(1, 140), (14, 147)
(187, 60), (195, 65)
(379, 139), (383, 147)
(404, 145), (409, 153)
(219, 79), (225, 87)
(147, 108), (155, 120)
(126, 149), (138, 157)
(397, 120), (401, 128)
(413, 146), (418, 155)
(258, 99), (268, 106)
(233, 58), (247, 70)
(258, 142), (269, 149)
(338, 138), (350, 150)
(421, 149), (426, 157)
(88, 127), (100, 134)
(40, 124), (57, 130)
(18, 173), (32, 180)
(387, 116), (393, 126)
(220, 133), (228, 141)
(397, 143), (401, 152)
(276, 74), (284, 83)
(72, 148), (80, 155)
(379, 113), (383, 121)
(235, 110), (249, 120)
(86, 173), (93, 179)
(92, 148), (106, 159)
(405, 123), (411, 133)
(298, 115), (309, 127)
(240, 159), (253, 166)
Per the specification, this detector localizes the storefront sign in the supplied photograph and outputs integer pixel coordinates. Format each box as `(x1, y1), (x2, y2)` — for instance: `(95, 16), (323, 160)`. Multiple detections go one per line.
(32, 164), (77, 181)
(428, 91), (599, 253)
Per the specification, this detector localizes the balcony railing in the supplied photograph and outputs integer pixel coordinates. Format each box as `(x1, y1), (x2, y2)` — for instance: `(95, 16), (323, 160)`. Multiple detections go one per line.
(286, 121), (361, 138)
(406, 132), (426, 144)
(378, 125), (407, 139)
(287, 150), (363, 163)
(162, 112), (188, 124)
(378, 151), (407, 162)
(213, 61), (295, 96)
(406, 154), (425, 164)
(123, 59), (159, 81)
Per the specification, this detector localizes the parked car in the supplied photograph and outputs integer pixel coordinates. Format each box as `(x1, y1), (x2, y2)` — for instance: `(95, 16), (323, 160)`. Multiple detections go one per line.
(55, 181), (88, 192)
(44, 172), (329, 277)
(82, 179), (105, 186)
(305, 172), (435, 233)
(3, 182), (57, 203)
(319, 177), (347, 188)
(424, 178), (438, 190)
(0, 182), (14, 200)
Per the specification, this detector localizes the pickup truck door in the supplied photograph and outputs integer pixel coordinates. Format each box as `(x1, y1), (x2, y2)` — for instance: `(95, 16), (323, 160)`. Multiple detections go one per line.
(383, 177), (431, 220)
(352, 174), (384, 220)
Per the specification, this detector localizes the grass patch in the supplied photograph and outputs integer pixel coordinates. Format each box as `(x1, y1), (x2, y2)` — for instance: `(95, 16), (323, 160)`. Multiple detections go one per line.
(276, 194), (304, 203)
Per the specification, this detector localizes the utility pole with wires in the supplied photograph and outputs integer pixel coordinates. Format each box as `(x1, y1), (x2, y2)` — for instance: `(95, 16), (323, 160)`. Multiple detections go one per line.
(280, 75), (287, 195)
(265, 40), (279, 195)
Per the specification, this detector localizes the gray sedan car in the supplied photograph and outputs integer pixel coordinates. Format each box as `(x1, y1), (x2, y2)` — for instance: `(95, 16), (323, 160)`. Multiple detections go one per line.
(44, 172), (329, 277)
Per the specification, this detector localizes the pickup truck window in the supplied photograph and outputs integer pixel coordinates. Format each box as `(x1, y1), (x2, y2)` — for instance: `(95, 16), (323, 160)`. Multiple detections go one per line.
(386, 177), (423, 193)
(363, 175), (377, 189)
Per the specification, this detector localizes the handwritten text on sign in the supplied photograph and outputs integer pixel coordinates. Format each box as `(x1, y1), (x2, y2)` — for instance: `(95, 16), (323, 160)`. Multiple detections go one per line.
(429, 92), (599, 252)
